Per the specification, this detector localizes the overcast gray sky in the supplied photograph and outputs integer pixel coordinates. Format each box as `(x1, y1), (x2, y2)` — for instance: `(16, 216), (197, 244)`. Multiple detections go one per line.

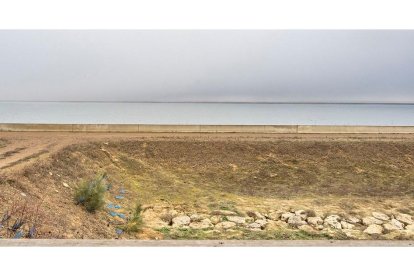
(0, 30), (413, 103)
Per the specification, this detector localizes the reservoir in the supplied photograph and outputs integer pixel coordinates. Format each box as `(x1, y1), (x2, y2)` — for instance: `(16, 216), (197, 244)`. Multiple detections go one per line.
(0, 102), (413, 126)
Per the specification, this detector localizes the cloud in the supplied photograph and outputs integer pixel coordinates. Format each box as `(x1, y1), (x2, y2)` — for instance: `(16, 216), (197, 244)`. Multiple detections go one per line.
(0, 30), (413, 103)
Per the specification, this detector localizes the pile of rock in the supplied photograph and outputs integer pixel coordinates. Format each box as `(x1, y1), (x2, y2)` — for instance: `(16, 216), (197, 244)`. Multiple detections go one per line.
(361, 212), (414, 235)
(154, 207), (414, 239)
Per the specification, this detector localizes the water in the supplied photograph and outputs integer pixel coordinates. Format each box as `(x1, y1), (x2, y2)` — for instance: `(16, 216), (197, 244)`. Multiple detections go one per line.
(0, 102), (413, 126)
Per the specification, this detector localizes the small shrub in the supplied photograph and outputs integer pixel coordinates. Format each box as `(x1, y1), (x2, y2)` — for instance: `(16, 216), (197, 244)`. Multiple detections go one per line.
(74, 173), (107, 212)
(0, 199), (44, 239)
(121, 202), (144, 233)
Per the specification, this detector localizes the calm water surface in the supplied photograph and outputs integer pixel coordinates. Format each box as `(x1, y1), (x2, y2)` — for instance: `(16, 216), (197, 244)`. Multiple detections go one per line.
(0, 102), (413, 126)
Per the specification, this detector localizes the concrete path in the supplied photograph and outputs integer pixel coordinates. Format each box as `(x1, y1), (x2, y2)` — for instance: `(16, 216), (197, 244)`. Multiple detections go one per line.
(1, 239), (413, 247)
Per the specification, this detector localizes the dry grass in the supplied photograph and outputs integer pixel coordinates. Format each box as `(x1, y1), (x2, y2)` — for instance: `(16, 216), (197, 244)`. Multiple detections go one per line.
(107, 140), (414, 199)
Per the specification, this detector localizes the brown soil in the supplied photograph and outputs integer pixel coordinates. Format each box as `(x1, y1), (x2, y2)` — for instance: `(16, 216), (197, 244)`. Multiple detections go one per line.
(1, 131), (414, 239)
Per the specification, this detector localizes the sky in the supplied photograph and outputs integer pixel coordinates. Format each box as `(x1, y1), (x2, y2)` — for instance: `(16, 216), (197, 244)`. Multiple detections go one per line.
(0, 30), (413, 103)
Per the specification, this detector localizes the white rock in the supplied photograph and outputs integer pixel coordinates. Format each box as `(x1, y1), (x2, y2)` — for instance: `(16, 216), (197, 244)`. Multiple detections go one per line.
(390, 219), (405, 230)
(372, 212), (390, 221)
(307, 216), (323, 227)
(298, 225), (315, 232)
(342, 229), (366, 239)
(62, 182), (70, 188)
(383, 223), (400, 232)
(281, 212), (294, 222)
(294, 210), (308, 219)
(211, 210), (237, 216)
(341, 221), (355, 229)
(266, 220), (289, 230)
(255, 219), (268, 227)
(210, 215), (221, 225)
(287, 215), (307, 227)
(362, 216), (383, 225)
(189, 219), (213, 229)
(20, 192), (27, 197)
(247, 211), (265, 220)
(215, 221), (236, 229)
(168, 209), (178, 217)
(190, 214), (207, 222)
(245, 217), (254, 223)
(363, 224), (383, 235)
(395, 213), (414, 225)
(345, 216), (361, 224)
(405, 224), (414, 233)
(247, 222), (262, 229)
(227, 216), (246, 224)
(267, 212), (281, 221)
(324, 215), (342, 229)
(172, 215), (191, 227)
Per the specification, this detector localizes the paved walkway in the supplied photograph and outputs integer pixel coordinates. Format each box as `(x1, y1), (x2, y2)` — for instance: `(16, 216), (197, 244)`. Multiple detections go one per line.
(1, 239), (413, 247)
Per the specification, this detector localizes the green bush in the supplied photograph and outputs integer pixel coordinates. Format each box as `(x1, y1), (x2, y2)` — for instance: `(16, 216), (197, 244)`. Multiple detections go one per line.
(74, 173), (107, 212)
(121, 202), (144, 233)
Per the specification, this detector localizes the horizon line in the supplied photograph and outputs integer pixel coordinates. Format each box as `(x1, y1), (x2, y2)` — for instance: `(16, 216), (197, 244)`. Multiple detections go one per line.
(1, 100), (414, 105)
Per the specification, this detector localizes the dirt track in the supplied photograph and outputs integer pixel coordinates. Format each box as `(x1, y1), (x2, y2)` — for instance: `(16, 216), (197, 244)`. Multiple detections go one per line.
(2, 131), (414, 172)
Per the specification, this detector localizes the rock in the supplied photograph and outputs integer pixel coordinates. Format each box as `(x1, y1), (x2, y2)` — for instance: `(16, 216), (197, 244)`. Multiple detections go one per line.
(169, 209), (179, 217)
(341, 221), (355, 230)
(189, 218), (213, 230)
(227, 216), (246, 224)
(405, 224), (414, 232)
(390, 219), (405, 230)
(363, 224), (383, 235)
(287, 215), (307, 227)
(298, 225), (315, 232)
(324, 215), (342, 229)
(210, 215), (222, 225)
(307, 216), (323, 227)
(211, 210), (237, 216)
(190, 214), (207, 222)
(345, 216), (361, 224)
(247, 211), (265, 220)
(266, 220), (289, 230)
(215, 221), (236, 230)
(247, 222), (262, 229)
(172, 215), (191, 227)
(255, 219), (268, 228)
(395, 213), (414, 225)
(20, 192), (27, 197)
(281, 212), (294, 222)
(383, 223), (401, 232)
(62, 182), (70, 188)
(267, 212), (281, 221)
(362, 216), (383, 225)
(342, 229), (366, 239)
(294, 210), (308, 219)
(245, 217), (255, 223)
(372, 212), (390, 221)
(143, 209), (169, 228)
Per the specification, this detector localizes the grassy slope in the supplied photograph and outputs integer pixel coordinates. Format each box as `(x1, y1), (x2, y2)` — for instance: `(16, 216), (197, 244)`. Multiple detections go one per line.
(1, 138), (414, 239)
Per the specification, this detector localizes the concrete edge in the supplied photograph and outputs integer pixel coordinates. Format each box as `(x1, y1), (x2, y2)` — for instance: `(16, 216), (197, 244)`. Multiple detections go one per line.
(1, 124), (414, 134)
(1, 239), (413, 247)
